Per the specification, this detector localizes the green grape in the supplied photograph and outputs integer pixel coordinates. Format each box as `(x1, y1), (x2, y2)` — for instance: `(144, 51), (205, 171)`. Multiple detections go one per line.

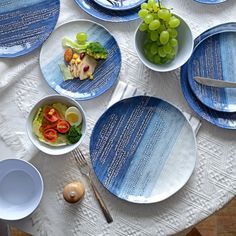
(157, 24), (165, 33)
(144, 42), (152, 52)
(160, 31), (170, 45)
(168, 28), (178, 38)
(150, 31), (159, 41)
(169, 16), (180, 28)
(150, 43), (158, 55)
(166, 54), (175, 61)
(138, 9), (149, 19)
(146, 51), (155, 63)
(139, 23), (148, 32)
(76, 32), (88, 44)
(163, 43), (172, 54)
(154, 54), (161, 64)
(153, 3), (159, 12)
(169, 47), (177, 56)
(158, 47), (167, 57)
(160, 57), (169, 64)
(147, 0), (156, 8)
(158, 9), (170, 21)
(144, 14), (154, 24)
(141, 3), (148, 9)
(170, 38), (178, 47)
(152, 13), (159, 19)
(149, 19), (160, 31)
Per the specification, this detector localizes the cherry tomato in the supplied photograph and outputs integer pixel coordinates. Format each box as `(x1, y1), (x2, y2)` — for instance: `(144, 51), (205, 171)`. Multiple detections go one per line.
(57, 120), (70, 133)
(44, 107), (60, 123)
(43, 129), (58, 142)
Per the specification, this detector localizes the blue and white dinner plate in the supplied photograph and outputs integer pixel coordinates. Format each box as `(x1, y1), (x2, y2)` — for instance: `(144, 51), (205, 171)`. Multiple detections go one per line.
(181, 63), (236, 129)
(93, 0), (145, 11)
(187, 23), (236, 112)
(40, 20), (121, 100)
(0, 0), (60, 58)
(194, 0), (226, 4)
(90, 96), (197, 203)
(74, 0), (139, 22)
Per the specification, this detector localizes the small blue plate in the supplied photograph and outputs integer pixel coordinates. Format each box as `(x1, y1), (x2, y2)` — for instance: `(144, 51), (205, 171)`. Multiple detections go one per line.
(40, 20), (121, 100)
(0, 0), (60, 58)
(181, 63), (236, 129)
(93, 0), (145, 11)
(193, 0), (226, 4)
(90, 96), (197, 203)
(187, 23), (236, 112)
(74, 0), (139, 22)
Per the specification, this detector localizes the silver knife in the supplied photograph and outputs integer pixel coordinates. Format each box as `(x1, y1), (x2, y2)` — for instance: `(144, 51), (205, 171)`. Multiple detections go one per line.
(193, 76), (236, 88)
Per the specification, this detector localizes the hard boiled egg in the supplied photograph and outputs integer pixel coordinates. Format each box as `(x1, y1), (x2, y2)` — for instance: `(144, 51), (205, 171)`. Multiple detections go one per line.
(65, 106), (82, 126)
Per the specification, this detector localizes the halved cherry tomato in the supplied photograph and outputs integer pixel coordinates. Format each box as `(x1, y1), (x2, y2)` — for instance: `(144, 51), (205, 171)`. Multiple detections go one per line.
(44, 107), (60, 123)
(56, 120), (70, 133)
(40, 123), (58, 133)
(43, 129), (58, 142)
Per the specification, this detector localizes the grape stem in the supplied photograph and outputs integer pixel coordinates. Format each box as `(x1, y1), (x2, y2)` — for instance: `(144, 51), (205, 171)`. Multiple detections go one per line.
(157, 0), (161, 9)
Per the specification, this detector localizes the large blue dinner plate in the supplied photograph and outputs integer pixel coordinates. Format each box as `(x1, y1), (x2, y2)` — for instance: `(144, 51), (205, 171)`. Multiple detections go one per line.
(40, 20), (121, 100)
(74, 0), (139, 22)
(90, 96), (197, 203)
(193, 0), (226, 4)
(181, 63), (236, 129)
(187, 23), (236, 112)
(0, 0), (60, 58)
(93, 0), (145, 11)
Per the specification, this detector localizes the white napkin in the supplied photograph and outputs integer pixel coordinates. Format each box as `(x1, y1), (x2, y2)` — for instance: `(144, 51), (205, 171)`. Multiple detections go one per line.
(108, 80), (201, 135)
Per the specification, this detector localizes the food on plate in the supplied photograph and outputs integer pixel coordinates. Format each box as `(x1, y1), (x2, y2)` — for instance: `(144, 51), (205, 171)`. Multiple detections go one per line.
(63, 181), (85, 203)
(138, 0), (180, 64)
(59, 32), (108, 81)
(32, 102), (83, 146)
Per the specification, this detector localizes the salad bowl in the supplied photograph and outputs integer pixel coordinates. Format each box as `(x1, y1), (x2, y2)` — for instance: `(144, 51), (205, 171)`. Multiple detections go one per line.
(26, 95), (87, 155)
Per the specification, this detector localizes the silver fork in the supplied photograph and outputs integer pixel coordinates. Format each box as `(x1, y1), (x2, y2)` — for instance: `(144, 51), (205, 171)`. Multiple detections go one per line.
(72, 148), (113, 224)
(106, 0), (120, 7)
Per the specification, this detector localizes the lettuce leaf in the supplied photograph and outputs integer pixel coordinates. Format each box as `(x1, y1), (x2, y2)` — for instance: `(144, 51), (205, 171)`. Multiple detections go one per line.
(52, 103), (68, 119)
(32, 107), (44, 138)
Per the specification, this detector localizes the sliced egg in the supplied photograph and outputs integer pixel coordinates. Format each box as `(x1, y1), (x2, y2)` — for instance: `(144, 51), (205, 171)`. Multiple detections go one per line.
(65, 106), (82, 126)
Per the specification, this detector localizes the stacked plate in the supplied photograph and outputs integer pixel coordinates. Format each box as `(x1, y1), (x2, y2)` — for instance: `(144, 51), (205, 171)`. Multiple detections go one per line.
(73, 0), (145, 22)
(180, 22), (236, 129)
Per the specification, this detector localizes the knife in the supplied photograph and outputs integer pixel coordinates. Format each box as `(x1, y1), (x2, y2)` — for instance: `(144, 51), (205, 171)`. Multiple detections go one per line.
(193, 76), (236, 88)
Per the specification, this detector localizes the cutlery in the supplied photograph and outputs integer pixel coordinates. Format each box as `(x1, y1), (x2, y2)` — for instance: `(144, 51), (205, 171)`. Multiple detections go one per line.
(106, 0), (120, 7)
(193, 76), (236, 88)
(72, 149), (113, 224)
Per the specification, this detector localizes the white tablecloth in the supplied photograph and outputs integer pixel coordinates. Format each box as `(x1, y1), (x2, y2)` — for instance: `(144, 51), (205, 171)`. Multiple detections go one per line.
(1, 0), (236, 235)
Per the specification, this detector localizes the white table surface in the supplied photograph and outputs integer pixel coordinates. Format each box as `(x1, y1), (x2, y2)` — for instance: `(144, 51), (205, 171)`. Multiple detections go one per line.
(1, 0), (236, 235)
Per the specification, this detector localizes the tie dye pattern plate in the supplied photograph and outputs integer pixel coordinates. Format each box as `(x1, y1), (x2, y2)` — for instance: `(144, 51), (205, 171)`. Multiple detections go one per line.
(90, 96), (197, 203)
(187, 23), (236, 112)
(40, 20), (121, 100)
(194, 0), (226, 4)
(0, 0), (60, 58)
(74, 0), (139, 22)
(93, 0), (145, 11)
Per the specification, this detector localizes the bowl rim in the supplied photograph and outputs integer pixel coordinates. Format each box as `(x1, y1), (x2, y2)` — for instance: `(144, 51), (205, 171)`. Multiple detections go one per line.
(26, 94), (87, 155)
(134, 13), (194, 72)
(0, 158), (44, 221)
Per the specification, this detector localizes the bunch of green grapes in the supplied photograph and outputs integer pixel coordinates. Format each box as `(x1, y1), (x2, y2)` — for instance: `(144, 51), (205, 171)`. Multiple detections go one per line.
(138, 0), (180, 65)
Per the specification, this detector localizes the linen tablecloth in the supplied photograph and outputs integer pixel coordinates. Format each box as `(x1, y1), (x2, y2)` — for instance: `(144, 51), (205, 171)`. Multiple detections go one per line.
(1, 0), (236, 235)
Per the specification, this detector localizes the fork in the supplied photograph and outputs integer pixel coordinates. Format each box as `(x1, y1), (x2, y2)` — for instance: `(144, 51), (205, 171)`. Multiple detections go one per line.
(106, 0), (120, 7)
(72, 148), (113, 224)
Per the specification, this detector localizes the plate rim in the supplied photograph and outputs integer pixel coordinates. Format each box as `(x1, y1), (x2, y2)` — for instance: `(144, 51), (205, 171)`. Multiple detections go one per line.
(39, 18), (122, 101)
(0, 0), (60, 58)
(92, 0), (145, 11)
(187, 23), (236, 112)
(89, 95), (197, 204)
(193, 0), (226, 4)
(73, 0), (139, 23)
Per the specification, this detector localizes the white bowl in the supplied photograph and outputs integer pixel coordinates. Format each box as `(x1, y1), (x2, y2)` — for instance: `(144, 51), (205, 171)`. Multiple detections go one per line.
(0, 159), (43, 220)
(26, 95), (87, 155)
(134, 14), (194, 72)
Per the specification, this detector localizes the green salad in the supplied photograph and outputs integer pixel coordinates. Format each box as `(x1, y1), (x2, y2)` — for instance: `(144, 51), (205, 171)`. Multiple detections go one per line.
(32, 102), (83, 146)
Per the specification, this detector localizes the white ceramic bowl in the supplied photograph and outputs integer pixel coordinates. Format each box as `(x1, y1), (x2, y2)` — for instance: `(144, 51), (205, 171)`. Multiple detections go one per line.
(0, 159), (43, 220)
(134, 14), (194, 72)
(27, 95), (87, 155)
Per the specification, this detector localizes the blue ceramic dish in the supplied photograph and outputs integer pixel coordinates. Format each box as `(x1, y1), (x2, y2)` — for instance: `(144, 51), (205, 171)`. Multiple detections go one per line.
(187, 23), (236, 112)
(0, 0), (60, 58)
(93, 0), (145, 11)
(74, 0), (139, 22)
(181, 63), (236, 129)
(193, 0), (226, 4)
(90, 96), (197, 203)
(40, 20), (121, 100)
